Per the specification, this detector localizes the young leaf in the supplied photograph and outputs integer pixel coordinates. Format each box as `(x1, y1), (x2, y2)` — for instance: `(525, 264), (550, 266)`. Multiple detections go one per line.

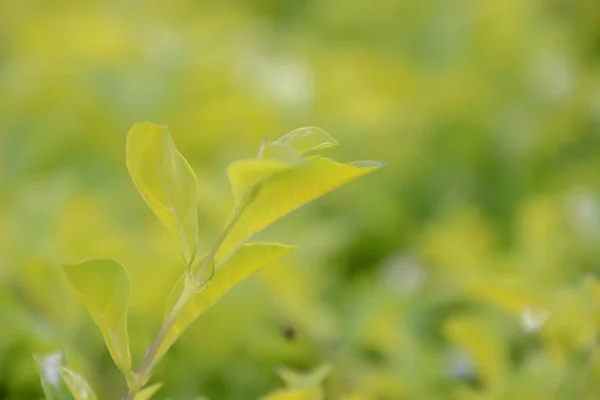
(127, 122), (199, 265)
(63, 259), (131, 373)
(156, 243), (295, 365)
(217, 156), (382, 264)
(59, 367), (97, 400)
(134, 383), (163, 400)
(34, 353), (70, 400)
(272, 127), (339, 154)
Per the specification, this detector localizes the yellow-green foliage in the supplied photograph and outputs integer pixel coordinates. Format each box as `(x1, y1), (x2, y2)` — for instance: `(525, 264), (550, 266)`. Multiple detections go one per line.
(35, 123), (379, 399)
(2, 0), (600, 399)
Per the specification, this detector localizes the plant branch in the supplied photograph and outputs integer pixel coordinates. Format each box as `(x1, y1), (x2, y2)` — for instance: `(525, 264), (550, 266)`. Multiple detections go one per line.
(124, 197), (250, 400)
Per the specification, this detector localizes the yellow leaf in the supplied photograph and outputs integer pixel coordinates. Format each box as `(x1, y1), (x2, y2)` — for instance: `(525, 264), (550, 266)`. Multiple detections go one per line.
(155, 243), (295, 365)
(127, 122), (199, 265)
(134, 383), (163, 400)
(59, 367), (96, 400)
(217, 157), (382, 264)
(63, 259), (131, 373)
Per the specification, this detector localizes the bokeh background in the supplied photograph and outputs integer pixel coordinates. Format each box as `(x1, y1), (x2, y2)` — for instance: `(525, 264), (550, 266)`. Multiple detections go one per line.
(2, 0), (600, 399)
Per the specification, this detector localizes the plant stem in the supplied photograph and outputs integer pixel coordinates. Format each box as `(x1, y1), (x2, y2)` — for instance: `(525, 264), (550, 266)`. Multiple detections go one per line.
(125, 199), (249, 399)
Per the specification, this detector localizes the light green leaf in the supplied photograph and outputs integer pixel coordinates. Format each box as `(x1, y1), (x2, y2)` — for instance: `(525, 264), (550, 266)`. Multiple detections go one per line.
(127, 122), (199, 265)
(272, 127), (339, 154)
(34, 353), (70, 400)
(63, 259), (131, 373)
(59, 367), (96, 400)
(156, 243), (295, 365)
(134, 383), (163, 400)
(217, 156), (382, 264)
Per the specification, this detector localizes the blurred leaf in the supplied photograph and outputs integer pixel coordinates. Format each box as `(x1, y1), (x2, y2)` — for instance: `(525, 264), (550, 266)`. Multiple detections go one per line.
(34, 353), (70, 400)
(156, 243), (295, 364)
(127, 122), (199, 265)
(217, 156), (382, 264)
(272, 127), (340, 154)
(59, 367), (96, 400)
(134, 383), (163, 400)
(263, 364), (331, 400)
(446, 316), (508, 391)
(63, 259), (131, 373)
(277, 364), (332, 388)
(261, 388), (315, 400)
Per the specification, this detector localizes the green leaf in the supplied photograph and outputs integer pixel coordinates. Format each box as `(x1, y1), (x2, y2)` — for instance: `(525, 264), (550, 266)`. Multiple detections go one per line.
(127, 122), (199, 265)
(34, 353), (70, 400)
(272, 127), (339, 154)
(63, 259), (131, 373)
(134, 383), (163, 400)
(59, 367), (96, 400)
(156, 243), (295, 365)
(217, 156), (382, 265)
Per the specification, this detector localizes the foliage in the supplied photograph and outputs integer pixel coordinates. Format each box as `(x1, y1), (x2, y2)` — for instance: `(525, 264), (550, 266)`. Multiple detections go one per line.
(2, 0), (600, 399)
(34, 124), (379, 398)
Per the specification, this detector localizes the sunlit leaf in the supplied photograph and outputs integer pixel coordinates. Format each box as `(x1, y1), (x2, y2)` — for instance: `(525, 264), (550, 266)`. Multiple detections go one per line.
(127, 122), (199, 265)
(134, 383), (163, 400)
(34, 353), (70, 400)
(217, 157), (382, 264)
(272, 127), (339, 154)
(63, 259), (131, 373)
(156, 243), (295, 365)
(59, 367), (96, 400)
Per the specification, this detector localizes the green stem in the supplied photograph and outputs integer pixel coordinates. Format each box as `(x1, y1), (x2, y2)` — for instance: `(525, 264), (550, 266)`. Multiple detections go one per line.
(125, 198), (250, 399)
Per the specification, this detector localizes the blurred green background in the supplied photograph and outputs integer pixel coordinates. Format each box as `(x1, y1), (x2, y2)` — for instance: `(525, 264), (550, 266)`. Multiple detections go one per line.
(2, 0), (600, 399)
